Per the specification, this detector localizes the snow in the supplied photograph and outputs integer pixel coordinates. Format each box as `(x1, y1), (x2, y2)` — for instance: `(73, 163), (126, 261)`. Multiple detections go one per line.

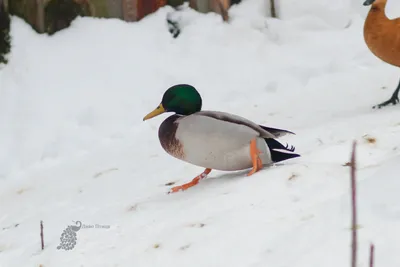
(1, 0), (400, 266)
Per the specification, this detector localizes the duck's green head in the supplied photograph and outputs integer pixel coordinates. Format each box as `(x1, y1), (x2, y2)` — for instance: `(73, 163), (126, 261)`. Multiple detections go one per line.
(143, 84), (202, 121)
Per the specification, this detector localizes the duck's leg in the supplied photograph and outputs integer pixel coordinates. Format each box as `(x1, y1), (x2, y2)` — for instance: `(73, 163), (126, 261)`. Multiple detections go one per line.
(168, 168), (212, 194)
(373, 79), (400, 109)
(246, 138), (263, 176)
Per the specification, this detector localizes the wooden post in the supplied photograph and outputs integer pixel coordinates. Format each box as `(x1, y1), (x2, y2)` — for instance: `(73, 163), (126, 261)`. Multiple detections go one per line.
(189, 0), (197, 10)
(195, 0), (209, 13)
(106, 0), (123, 18)
(36, 0), (45, 33)
(122, 0), (137, 21)
(122, 0), (166, 21)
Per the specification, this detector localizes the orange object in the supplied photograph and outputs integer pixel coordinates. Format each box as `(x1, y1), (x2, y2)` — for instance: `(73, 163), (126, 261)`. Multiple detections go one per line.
(364, 0), (400, 67)
(210, 0), (230, 13)
(364, 0), (400, 108)
(169, 168), (212, 193)
(246, 138), (263, 176)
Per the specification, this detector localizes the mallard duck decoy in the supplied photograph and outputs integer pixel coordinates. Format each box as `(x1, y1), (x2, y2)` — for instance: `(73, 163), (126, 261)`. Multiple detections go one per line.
(364, 0), (400, 108)
(143, 84), (300, 193)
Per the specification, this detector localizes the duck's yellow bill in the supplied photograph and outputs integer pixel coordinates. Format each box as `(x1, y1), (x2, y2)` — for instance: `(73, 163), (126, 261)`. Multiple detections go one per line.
(143, 104), (165, 121)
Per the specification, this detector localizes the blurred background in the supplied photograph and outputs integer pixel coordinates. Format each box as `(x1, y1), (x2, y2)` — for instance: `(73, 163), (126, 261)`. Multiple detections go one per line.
(4, 0), (246, 35)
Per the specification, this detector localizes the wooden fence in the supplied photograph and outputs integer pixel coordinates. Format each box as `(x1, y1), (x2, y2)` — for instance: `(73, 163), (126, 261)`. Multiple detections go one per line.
(8, 0), (238, 34)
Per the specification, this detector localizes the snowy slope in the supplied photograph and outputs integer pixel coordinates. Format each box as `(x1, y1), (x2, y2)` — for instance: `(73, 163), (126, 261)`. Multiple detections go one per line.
(1, 0), (400, 266)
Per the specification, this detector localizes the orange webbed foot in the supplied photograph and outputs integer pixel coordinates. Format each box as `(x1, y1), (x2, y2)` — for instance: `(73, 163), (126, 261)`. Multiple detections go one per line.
(168, 168), (212, 194)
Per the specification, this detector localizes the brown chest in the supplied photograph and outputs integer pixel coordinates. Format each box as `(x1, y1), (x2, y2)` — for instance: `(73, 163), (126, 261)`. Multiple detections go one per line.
(158, 115), (185, 160)
(364, 10), (400, 67)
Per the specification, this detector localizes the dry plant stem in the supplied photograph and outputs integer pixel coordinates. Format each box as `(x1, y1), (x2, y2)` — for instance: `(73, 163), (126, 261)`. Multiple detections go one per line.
(40, 220), (44, 250)
(350, 143), (376, 267)
(350, 141), (357, 267)
(369, 243), (375, 267)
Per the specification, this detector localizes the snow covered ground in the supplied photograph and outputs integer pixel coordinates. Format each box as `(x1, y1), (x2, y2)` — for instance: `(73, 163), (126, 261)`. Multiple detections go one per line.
(1, 0), (400, 266)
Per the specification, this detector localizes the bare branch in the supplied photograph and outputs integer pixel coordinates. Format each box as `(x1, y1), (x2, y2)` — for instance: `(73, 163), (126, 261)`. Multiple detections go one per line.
(350, 141), (357, 267)
(40, 220), (44, 250)
(369, 243), (375, 267)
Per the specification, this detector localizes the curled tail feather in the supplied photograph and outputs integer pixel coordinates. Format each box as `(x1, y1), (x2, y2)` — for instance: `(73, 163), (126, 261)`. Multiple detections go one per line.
(264, 138), (300, 163)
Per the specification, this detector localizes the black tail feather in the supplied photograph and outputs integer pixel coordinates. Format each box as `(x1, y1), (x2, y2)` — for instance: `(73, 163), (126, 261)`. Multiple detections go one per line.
(259, 125), (295, 138)
(264, 138), (300, 163)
